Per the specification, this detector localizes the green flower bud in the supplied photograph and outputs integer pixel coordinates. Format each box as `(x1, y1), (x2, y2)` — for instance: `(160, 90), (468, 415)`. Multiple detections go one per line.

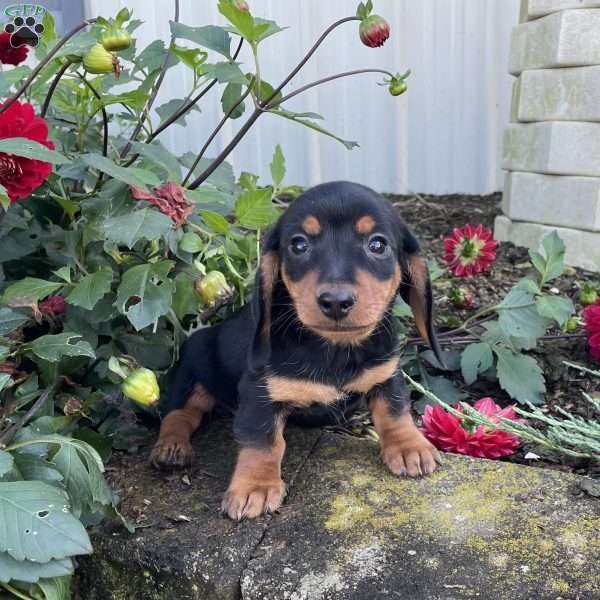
(195, 271), (233, 306)
(115, 7), (131, 25)
(581, 284), (598, 306)
(122, 368), (160, 406)
(83, 43), (121, 75)
(389, 79), (408, 96)
(101, 26), (132, 51)
(563, 316), (580, 333)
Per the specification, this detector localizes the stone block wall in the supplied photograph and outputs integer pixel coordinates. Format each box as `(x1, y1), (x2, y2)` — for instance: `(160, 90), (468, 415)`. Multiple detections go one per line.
(495, 0), (600, 271)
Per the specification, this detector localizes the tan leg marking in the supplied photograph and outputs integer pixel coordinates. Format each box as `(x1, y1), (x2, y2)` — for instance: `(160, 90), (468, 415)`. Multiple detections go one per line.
(222, 421), (286, 520)
(150, 384), (215, 470)
(369, 396), (440, 477)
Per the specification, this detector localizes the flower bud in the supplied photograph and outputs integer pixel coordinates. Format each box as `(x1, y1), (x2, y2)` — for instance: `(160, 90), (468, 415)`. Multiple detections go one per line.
(83, 43), (121, 76)
(580, 284), (598, 306)
(195, 271), (233, 306)
(115, 7), (131, 25)
(101, 26), (132, 51)
(122, 368), (160, 406)
(389, 79), (407, 96)
(563, 316), (580, 333)
(449, 286), (474, 309)
(359, 15), (390, 48)
(232, 0), (249, 11)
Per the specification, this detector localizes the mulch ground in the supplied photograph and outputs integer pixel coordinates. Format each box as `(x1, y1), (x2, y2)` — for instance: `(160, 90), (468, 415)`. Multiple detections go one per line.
(387, 192), (599, 478)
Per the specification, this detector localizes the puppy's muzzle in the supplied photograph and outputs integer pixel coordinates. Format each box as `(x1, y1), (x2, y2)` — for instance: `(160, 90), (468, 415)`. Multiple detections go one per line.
(317, 287), (356, 321)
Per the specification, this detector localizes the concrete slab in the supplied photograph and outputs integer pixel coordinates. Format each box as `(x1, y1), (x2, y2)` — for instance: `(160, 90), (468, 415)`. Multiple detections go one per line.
(503, 171), (600, 231)
(495, 214), (600, 271)
(503, 122), (600, 177)
(515, 66), (600, 122)
(78, 425), (600, 599)
(509, 9), (600, 74)
(527, 0), (600, 19)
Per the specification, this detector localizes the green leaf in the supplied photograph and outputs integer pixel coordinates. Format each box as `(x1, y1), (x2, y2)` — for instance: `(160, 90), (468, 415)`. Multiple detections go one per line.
(234, 187), (276, 229)
(169, 21), (231, 58)
(66, 270), (113, 311)
(0, 552), (72, 584)
(221, 82), (247, 119)
(218, 0), (256, 40)
(0, 481), (92, 562)
(0, 374), (10, 394)
(30, 333), (95, 363)
(130, 141), (182, 182)
(0, 184), (9, 210)
(0, 138), (69, 165)
(12, 453), (63, 483)
(202, 61), (247, 84)
(116, 261), (175, 331)
(37, 575), (72, 600)
(273, 109), (359, 150)
(536, 295), (574, 327)
(103, 208), (173, 249)
(0, 451), (13, 477)
(155, 98), (200, 128)
(172, 45), (207, 72)
(2, 278), (62, 305)
(0, 307), (28, 335)
(200, 210), (230, 235)
(81, 154), (160, 189)
(529, 230), (566, 285)
(461, 342), (494, 385)
(494, 347), (545, 405)
(270, 144), (285, 187)
(497, 287), (551, 341)
(134, 39), (167, 72)
(179, 232), (204, 253)
(253, 18), (286, 42)
(172, 272), (199, 320)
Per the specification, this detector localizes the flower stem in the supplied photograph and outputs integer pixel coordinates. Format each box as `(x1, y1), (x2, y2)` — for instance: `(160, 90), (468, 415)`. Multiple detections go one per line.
(76, 72), (109, 158)
(0, 19), (97, 114)
(119, 0), (180, 158)
(188, 16), (361, 190)
(40, 61), (71, 117)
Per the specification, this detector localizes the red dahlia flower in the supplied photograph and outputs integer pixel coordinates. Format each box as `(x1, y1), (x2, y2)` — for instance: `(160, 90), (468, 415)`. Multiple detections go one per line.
(422, 397), (522, 459)
(0, 31), (28, 65)
(359, 15), (390, 48)
(444, 224), (497, 277)
(39, 295), (67, 316)
(130, 182), (193, 227)
(582, 300), (600, 362)
(0, 101), (55, 203)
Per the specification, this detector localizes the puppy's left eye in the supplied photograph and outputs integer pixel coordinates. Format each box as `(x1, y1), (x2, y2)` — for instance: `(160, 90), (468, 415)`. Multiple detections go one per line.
(367, 235), (389, 256)
(290, 235), (309, 255)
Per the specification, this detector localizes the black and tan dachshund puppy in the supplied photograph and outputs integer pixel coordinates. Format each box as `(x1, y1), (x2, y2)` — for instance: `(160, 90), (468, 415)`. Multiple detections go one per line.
(151, 181), (444, 520)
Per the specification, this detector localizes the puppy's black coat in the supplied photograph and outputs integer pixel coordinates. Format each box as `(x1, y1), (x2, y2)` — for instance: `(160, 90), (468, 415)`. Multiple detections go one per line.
(152, 181), (443, 520)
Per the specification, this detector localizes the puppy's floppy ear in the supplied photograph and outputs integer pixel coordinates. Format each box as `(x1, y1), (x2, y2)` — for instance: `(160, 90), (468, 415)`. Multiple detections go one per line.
(248, 224), (281, 374)
(397, 222), (445, 368)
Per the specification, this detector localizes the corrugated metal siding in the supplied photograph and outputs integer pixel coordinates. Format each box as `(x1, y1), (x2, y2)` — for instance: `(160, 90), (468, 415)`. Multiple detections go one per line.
(85, 0), (520, 194)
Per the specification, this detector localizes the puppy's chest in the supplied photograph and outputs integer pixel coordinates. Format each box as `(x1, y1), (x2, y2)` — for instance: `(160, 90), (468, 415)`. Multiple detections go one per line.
(265, 356), (399, 407)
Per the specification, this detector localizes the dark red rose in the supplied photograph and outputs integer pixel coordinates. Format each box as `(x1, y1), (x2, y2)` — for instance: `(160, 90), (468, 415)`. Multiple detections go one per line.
(0, 31), (28, 66)
(0, 101), (55, 203)
(583, 301), (600, 362)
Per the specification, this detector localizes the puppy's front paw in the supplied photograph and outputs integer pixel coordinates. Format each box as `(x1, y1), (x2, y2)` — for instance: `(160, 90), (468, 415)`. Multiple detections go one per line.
(381, 430), (441, 477)
(221, 479), (286, 521)
(149, 436), (193, 470)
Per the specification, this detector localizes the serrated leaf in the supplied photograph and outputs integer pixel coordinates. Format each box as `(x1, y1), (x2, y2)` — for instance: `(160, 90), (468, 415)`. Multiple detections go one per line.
(169, 21), (231, 58)
(536, 295), (574, 326)
(172, 45), (207, 72)
(461, 342), (494, 385)
(66, 270), (113, 311)
(0, 451), (13, 477)
(179, 232), (203, 253)
(529, 230), (566, 285)
(200, 210), (230, 235)
(218, 0), (256, 40)
(2, 278), (62, 305)
(103, 208), (173, 249)
(0, 481), (92, 562)
(30, 333), (95, 362)
(516, 278), (541, 295)
(494, 347), (545, 405)
(221, 82), (246, 119)
(0, 307), (28, 335)
(81, 154), (160, 189)
(497, 287), (551, 340)
(202, 61), (247, 84)
(270, 144), (285, 187)
(115, 261), (175, 331)
(0, 138), (69, 164)
(134, 39), (166, 72)
(172, 272), (199, 320)
(0, 552), (72, 584)
(130, 141), (182, 181)
(273, 108), (359, 150)
(155, 98), (200, 128)
(234, 187), (276, 229)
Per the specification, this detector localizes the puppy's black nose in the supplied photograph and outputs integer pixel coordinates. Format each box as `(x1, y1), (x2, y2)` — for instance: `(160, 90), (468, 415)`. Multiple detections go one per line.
(317, 290), (356, 320)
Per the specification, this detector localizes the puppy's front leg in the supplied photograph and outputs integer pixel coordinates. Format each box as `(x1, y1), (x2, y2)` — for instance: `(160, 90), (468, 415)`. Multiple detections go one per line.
(222, 378), (286, 520)
(369, 375), (441, 477)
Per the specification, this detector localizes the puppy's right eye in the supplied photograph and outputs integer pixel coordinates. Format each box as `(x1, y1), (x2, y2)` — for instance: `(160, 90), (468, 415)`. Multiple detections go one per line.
(289, 235), (309, 255)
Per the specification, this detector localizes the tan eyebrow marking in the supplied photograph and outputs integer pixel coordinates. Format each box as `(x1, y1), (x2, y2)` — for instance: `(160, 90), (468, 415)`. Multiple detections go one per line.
(302, 215), (321, 236)
(355, 215), (376, 235)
